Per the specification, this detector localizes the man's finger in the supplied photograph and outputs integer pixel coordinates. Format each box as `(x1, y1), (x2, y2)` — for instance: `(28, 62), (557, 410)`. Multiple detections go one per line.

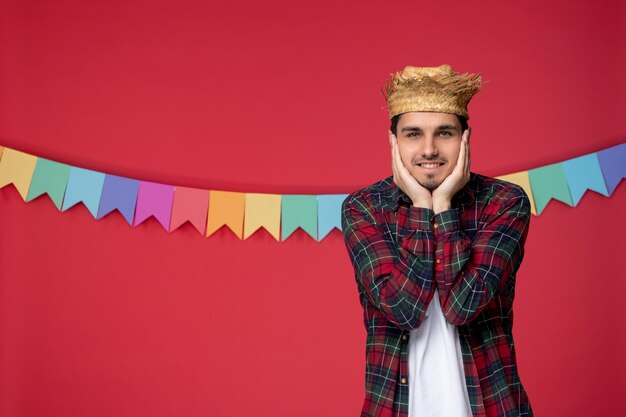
(393, 136), (414, 190)
(392, 136), (402, 172)
(390, 136), (396, 177)
(454, 136), (466, 176)
(465, 136), (471, 176)
(394, 137), (412, 181)
(465, 129), (472, 176)
(391, 135), (399, 181)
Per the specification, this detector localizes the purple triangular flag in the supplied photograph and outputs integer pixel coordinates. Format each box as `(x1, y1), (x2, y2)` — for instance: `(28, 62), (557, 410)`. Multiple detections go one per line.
(133, 181), (175, 230)
(97, 175), (140, 225)
(597, 142), (626, 195)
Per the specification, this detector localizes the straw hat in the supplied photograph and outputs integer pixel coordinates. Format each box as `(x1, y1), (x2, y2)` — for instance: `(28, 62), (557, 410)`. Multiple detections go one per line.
(382, 64), (485, 120)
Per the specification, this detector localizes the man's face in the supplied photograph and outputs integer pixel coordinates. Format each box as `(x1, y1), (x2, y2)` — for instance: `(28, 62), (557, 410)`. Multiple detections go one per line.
(394, 111), (463, 191)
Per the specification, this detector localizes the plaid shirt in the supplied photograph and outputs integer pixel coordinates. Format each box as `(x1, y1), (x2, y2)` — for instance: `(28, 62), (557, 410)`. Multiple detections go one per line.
(341, 172), (534, 417)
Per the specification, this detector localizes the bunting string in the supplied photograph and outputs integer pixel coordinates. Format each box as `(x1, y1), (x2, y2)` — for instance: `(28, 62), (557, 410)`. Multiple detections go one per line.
(0, 142), (624, 241)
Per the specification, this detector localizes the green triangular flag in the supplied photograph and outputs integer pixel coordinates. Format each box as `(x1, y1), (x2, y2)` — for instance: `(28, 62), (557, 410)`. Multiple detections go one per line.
(528, 162), (573, 214)
(281, 195), (318, 240)
(26, 158), (71, 210)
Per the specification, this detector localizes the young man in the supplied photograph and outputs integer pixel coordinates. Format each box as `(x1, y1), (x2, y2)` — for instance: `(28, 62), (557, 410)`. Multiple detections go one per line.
(341, 65), (534, 417)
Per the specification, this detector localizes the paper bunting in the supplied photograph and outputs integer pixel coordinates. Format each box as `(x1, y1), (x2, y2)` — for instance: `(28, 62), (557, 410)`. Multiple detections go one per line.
(0, 148), (38, 200)
(0, 142), (624, 241)
(170, 186), (210, 234)
(206, 190), (245, 238)
(244, 193), (281, 240)
(528, 163), (573, 215)
(562, 154), (609, 205)
(26, 158), (71, 210)
(282, 195), (318, 241)
(133, 181), (175, 230)
(495, 172), (537, 215)
(597, 143), (626, 195)
(97, 175), (139, 225)
(317, 194), (347, 241)
(62, 167), (106, 217)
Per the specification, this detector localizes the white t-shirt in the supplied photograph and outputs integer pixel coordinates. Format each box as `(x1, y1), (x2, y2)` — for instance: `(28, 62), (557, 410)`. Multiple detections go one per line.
(408, 288), (473, 417)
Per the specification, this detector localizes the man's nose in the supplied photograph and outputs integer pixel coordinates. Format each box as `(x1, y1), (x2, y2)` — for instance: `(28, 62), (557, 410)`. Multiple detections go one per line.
(422, 135), (438, 158)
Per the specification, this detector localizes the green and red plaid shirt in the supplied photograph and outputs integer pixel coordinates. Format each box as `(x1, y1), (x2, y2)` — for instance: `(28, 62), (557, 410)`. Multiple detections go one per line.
(341, 172), (534, 417)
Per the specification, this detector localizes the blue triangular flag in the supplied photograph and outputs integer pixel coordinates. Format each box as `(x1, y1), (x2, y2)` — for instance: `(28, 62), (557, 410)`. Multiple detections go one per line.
(562, 153), (609, 205)
(317, 194), (348, 241)
(596, 142), (626, 195)
(62, 167), (106, 217)
(97, 175), (140, 225)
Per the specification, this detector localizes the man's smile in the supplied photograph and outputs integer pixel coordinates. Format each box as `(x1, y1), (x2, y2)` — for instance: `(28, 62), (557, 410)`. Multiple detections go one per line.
(416, 162), (445, 171)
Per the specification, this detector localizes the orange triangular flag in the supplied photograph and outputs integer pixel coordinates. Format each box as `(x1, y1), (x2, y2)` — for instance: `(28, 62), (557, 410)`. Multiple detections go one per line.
(206, 190), (245, 238)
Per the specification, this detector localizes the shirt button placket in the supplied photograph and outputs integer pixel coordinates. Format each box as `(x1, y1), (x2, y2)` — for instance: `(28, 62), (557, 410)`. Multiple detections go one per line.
(401, 334), (409, 385)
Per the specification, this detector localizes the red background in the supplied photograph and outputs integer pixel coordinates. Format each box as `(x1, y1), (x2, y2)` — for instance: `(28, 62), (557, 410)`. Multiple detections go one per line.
(1, 0), (625, 416)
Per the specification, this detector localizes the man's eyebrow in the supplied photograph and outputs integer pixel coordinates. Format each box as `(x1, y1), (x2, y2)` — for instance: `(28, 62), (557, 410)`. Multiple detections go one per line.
(401, 124), (459, 133)
(436, 124), (459, 131)
(400, 126), (423, 132)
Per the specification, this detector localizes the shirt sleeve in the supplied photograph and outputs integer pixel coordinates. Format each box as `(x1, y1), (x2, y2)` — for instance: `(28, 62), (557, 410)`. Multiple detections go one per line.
(341, 196), (436, 331)
(431, 187), (531, 326)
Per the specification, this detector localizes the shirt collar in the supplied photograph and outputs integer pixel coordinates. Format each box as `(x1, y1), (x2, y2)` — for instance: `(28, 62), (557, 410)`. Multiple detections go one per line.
(383, 172), (476, 211)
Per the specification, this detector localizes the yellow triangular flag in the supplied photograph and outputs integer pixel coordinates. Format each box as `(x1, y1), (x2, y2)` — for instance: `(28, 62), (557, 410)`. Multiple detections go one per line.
(244, 193), (281, 240)
(0, 148), (38, 201)
(496, 171), (537, 215)
(206, 190), (245, 238)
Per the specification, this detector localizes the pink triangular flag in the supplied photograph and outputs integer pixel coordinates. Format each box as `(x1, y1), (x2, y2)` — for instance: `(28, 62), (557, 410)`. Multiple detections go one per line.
(133, 181), (175, 231)
(170, 186), (210, 234)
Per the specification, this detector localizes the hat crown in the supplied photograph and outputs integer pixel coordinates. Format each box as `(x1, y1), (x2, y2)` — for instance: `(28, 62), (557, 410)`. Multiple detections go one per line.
(383, 64), (485, 120)
(396, 64), (454, 80)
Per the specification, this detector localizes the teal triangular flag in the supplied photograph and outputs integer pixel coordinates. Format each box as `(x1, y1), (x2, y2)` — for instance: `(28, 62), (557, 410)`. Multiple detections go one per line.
(562, 153), (609, 205)
(282, 195), (318, 240)
(317, 194), (348, 241)
(26, 158), (71, 210)
(62, 167), (106, 217)
(528, 163), (573, 214)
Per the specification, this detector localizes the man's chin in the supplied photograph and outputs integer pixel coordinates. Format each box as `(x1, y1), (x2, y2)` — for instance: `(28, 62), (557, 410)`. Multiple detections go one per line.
(415, 176), (442, 191)
(420, 182), (440, 191)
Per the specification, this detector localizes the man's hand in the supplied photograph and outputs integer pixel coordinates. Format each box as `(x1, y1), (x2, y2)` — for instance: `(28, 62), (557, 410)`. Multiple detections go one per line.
(432, 128), (471, 213)
(389, 131), (432, 209)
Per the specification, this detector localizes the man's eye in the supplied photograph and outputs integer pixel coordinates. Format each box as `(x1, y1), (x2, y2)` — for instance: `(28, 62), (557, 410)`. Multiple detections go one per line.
(439, 131), (452, 137)
(407, 132), (419, 138)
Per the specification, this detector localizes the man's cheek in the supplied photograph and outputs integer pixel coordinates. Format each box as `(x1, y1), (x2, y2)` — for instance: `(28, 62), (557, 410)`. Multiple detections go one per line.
(445, 162), (458, 176)
(398, 151), (411, 169)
